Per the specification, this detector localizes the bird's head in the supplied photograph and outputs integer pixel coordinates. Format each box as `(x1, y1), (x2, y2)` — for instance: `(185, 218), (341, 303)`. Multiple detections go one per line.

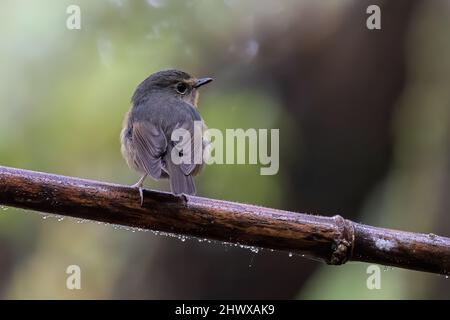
(132, 69), (213, 107)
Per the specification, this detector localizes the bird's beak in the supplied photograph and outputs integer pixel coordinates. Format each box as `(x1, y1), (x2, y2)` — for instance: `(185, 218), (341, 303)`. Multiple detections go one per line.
(194, 77), (213, 88)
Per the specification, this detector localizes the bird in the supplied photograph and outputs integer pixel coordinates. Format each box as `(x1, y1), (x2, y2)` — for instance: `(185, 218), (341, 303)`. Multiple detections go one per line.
(120, 69), (212, 204)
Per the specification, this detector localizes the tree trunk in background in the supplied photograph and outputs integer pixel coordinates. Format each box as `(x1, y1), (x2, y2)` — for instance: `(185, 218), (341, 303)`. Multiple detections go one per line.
(259, 0), (418, 216)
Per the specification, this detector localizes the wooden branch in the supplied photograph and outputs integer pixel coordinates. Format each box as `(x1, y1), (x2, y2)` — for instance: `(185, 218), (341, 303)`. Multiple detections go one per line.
(0, 165), (449, 275)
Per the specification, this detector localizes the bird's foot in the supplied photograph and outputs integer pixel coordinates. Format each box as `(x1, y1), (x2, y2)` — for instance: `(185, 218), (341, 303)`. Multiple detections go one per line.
(130, 184), (144, 206)
(179, 193), (189, 203)
(138, 187), (144, 206)
(131, 178), (146, 207)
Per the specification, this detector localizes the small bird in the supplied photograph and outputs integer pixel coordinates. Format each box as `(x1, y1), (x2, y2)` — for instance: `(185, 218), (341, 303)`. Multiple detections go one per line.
(120, 69), (212, 204)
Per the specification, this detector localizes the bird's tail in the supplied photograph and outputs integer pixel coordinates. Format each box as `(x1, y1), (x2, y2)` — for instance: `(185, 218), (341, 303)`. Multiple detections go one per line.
(166, 157), (196, 195)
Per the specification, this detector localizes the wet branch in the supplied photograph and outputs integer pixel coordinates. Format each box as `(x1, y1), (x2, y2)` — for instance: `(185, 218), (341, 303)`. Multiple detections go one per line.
(0, 165), (449, 275)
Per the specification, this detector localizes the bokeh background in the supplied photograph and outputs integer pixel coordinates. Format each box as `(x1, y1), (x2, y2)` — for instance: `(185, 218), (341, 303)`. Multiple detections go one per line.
(0, 0), (449, 299)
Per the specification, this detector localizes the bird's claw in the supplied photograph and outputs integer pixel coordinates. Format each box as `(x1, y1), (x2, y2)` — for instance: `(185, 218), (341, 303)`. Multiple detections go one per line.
(131, 174), (147, 207)
(130, 183), (144, 206)
(138, 187), (144, 206)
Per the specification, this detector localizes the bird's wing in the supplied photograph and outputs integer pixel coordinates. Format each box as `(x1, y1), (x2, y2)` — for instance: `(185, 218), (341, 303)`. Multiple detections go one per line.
(171, 118), (204, 176)
(132, 121), (167, 180)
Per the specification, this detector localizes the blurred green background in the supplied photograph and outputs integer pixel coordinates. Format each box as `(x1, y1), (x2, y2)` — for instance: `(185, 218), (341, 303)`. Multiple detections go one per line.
(0, 0), (449, 299)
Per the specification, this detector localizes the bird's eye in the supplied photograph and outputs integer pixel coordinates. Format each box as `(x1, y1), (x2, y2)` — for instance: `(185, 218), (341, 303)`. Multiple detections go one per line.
(176, 82), (187, 94)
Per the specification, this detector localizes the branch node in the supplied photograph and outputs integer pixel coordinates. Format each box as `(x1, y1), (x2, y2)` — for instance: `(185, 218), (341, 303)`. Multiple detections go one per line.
(328, 215), (355, 265)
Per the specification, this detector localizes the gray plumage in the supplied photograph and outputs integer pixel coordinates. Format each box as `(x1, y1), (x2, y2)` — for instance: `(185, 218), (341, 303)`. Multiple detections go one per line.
(121, 70), (212, 196)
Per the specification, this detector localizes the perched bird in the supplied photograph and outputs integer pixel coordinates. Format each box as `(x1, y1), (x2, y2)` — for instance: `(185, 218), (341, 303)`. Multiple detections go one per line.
(120, 69), (212, 204)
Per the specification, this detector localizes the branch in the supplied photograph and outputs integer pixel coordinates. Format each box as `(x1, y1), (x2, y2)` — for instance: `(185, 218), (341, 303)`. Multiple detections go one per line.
(0, 165), (449, 275)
